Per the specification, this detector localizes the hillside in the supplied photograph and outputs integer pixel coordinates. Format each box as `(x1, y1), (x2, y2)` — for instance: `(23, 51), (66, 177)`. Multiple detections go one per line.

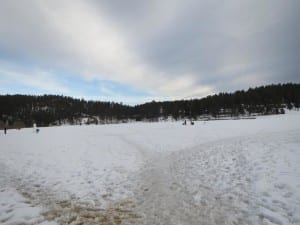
(1, 83), (299, 127)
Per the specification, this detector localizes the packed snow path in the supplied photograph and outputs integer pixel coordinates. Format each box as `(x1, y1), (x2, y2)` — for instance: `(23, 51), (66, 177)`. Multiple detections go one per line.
(1, 112), (300, 225)
(124, 130), (300, 225)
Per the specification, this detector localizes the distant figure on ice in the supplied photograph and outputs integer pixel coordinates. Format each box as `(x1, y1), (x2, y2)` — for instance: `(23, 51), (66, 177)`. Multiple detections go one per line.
(182, 119), (187, 125)
(33, 123), (39, 133)
(190, 120), (194, 125)
(4, 127), (7, 135)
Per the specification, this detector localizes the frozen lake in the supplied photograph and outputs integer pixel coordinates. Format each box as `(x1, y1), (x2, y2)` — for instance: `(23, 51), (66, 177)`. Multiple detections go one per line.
(1, 111), (300, 225)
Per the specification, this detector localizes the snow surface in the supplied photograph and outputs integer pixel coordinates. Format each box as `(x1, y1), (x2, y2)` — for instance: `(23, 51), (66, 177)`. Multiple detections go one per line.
(0, 111), (300, 224)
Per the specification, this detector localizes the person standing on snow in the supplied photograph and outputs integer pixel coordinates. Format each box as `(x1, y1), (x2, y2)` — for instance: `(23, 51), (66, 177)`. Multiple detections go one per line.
(33, 123), (39, 133)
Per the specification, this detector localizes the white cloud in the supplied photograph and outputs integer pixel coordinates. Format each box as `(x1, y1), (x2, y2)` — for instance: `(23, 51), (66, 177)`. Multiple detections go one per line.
(0, 60), (70, 94)
(0, 0), (215, 100)
(0, 0), (299, 102)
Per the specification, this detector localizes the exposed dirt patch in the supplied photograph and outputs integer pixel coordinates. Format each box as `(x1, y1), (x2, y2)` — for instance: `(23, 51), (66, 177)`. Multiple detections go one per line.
(42, 199), (142, 225)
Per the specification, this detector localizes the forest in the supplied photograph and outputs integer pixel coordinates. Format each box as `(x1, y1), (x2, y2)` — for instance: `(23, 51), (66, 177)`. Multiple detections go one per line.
(1, 83), (299, 127)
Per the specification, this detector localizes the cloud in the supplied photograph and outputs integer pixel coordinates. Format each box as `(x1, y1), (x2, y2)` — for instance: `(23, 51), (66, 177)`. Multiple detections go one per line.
(0, 60), (70, 94)
(98, 0), (300, 88)
(0, 0), (299, 103)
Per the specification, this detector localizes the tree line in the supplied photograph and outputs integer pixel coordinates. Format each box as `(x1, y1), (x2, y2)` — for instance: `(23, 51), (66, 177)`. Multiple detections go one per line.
(1, 83), (299, 127)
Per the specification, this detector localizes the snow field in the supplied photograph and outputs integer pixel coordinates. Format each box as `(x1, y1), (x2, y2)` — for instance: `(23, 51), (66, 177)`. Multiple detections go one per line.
(170, 131), (300, 224)
(0, 111), (300, 224)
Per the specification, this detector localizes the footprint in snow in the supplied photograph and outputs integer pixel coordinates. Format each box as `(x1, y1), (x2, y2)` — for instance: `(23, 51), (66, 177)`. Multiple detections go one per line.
(282, 192), (293, 198)
(274, 183), (286, 190)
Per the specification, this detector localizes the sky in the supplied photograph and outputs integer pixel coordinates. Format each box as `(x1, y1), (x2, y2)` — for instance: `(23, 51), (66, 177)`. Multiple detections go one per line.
(0, 0), (299, 105)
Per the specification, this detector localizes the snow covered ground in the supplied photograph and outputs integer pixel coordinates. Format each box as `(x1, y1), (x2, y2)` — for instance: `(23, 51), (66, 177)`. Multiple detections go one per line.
(0, 111), (300, 225)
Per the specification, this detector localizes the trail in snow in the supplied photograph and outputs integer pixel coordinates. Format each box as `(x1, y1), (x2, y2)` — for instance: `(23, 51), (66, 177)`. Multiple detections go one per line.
(120, 130), (300, 225)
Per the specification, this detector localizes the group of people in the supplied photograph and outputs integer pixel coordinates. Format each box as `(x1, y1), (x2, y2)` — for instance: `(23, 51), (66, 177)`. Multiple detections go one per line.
(3, 123), (40, 134)
(182, 119), (195, 125)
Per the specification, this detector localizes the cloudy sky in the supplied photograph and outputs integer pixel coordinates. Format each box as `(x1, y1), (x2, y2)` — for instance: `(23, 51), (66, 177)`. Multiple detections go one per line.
(0, 0), (299, 105)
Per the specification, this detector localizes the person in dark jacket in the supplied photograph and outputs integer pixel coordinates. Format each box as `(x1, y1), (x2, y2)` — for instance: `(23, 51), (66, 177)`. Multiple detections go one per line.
(4, 127), (7, 135)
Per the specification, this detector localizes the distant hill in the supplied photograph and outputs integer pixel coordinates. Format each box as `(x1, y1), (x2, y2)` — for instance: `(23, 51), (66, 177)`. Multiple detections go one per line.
(1, 83), (299, 127)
